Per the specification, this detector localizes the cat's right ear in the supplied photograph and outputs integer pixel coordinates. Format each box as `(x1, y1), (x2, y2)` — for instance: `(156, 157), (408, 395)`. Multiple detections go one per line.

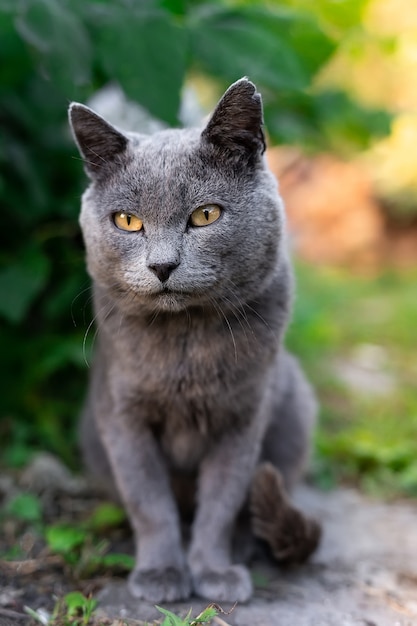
(68, 103), (129, 179)
(201, 78), (266, 165)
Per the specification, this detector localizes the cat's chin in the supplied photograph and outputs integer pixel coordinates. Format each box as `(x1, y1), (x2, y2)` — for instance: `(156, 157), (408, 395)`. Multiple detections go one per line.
(151, 291), (190, 312)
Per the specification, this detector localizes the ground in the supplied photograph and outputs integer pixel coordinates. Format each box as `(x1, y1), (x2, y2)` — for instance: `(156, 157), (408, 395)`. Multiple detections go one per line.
(96, 485), (417, 626)
(1, 454), (417, 626)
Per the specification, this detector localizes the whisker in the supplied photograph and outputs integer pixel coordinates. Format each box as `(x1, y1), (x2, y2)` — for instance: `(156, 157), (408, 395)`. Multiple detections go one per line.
(245, 302), (274, 335)
(82, 299), (116, 367)
(222, 277), (275, 336)
(147, 304), (161, 327)
(71, 284), (92, 327)
(209, 296), (238, 364)
(220, 295), (251, 348)
(70, 155), (105, 169)
(82, 316), (97, 368)
(87, 147), (109, 165)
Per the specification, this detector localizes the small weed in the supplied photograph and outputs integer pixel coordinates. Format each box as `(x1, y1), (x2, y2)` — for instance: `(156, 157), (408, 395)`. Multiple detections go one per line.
(43, 516), (134, 578)
(5, 493), (43, 524)
(25, 592), (97, 626)
(4, 496), (133, 578)
(60, 592), (97, 626)
(24, 599), (224, 626)
(85, 502), (126, 532)
(156, 604), (220, 626)
(45, 524), (88, 561)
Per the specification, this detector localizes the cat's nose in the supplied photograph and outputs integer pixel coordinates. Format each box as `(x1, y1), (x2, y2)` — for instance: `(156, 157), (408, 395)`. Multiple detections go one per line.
(148, 261), (179, 283)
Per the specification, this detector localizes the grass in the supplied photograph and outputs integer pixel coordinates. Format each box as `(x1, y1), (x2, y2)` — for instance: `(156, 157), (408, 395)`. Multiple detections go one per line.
(288, 262), (417, 497)
(25, 594), (220, 626)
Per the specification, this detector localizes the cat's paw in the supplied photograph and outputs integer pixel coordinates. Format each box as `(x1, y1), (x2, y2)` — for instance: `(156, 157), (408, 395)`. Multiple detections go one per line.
(128, 566), (191, 602)
(191, 564), (253, 603)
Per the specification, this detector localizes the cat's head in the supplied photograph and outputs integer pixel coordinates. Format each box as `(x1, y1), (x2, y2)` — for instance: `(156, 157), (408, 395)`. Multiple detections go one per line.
(69, 78), (285, 315)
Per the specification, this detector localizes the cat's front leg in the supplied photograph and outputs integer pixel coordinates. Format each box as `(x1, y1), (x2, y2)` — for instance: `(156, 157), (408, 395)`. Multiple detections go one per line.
(188, 421), (263, 602)
(98, 416), (191, 602)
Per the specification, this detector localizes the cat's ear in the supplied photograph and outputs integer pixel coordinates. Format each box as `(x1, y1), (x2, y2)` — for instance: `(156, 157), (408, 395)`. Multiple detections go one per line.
(201, 78), (266, 163)
(68, 103), (129, 179)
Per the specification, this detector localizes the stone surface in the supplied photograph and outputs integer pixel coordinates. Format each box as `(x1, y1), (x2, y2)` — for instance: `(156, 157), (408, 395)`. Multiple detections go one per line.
(97, 486), (417, 625)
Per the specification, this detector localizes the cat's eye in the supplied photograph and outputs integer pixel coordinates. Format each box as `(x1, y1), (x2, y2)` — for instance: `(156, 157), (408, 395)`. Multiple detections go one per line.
(113, 212), (143, 232)
(190, 204), (222, 227)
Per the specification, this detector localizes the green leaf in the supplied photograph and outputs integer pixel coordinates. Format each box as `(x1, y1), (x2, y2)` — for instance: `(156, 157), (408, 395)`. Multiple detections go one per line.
(93, 5), (188, 124)
(190, 606), (218, 624)
(317, 0), (366, 31)
(86, 502), (126, 531)
(264, 91), (320, 145)
(100, 552), (135, 570)
(45, 524), (87, 555)
(281, 11), (335, 77)
(160, 0), (187, 16)
(64, 591), (97, 617)
(0, 246), (50, 323)
(0, 9), (32, 87)
(33, 335), (86, 379)
(15, 0), (92, 95)
(64, 591), (88, 615)
(6, 493), (42, 523)
(315, 90), (392, 151)
(190, 6), (333, 91)
(278, 0), (367, 33)
(156, 606), (189, 626)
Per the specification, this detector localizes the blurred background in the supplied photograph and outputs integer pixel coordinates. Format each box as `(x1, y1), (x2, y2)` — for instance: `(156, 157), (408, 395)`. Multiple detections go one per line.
(1, 0), (416, 498)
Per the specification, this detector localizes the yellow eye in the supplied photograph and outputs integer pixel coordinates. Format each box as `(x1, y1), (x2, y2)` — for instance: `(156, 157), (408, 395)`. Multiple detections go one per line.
(190, 204), (222, 227)
(113, 212), (143, 232)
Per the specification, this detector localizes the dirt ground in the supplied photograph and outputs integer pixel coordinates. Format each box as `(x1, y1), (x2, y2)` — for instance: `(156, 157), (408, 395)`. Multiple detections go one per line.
(2, 454), (416, 626)
(97, 485), (417, 626)
(0, 455), (417, 626)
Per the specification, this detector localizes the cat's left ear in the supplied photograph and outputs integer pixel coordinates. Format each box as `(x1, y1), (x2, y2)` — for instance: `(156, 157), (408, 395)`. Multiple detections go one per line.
(201, 78), (266, 163)
(69, 103), (129, 179)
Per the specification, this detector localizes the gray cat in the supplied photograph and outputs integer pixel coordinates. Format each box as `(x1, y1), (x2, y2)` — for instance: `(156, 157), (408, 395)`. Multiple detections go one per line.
(69, 78), (320, 604)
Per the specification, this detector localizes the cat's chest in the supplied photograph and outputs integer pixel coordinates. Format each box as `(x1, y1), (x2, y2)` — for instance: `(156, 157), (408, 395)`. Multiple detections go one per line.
(130, 324), (233, 468)
(118, 314), (248, 397)
(104, 311), (270, 469)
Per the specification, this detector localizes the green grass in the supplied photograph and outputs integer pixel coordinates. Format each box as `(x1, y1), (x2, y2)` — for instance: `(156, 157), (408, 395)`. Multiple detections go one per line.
(288, 263), (417, 497)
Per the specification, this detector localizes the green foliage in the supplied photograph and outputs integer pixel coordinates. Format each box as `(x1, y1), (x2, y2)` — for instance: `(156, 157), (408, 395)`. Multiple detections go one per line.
(60, 592), (97, 626)
(287, 264), (417, 497)
(84, 502), (127, 532)
(43, 503), (132, 576)
(4, 492), (43, 523)
(26, 592), (98, 626)
(0, 0), (391, 471)
(189, 5), (334, 91)
(26, 596), (218, 626)
(4, 494), (132, 576)
(45, 524), (89, 560)
(277, 0), (368, 34)
(156, 604), (219, 626)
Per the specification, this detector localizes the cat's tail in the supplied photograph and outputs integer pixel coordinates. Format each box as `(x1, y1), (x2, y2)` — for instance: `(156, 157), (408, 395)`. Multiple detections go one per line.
(250, 462), (321, 564)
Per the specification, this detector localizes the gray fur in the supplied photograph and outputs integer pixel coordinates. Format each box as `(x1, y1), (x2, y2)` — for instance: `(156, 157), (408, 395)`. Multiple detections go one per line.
(69, 79), (318, 603)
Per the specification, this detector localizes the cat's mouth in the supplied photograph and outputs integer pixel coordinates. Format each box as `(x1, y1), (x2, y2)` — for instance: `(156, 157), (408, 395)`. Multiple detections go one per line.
(151, 285), (206, 312)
